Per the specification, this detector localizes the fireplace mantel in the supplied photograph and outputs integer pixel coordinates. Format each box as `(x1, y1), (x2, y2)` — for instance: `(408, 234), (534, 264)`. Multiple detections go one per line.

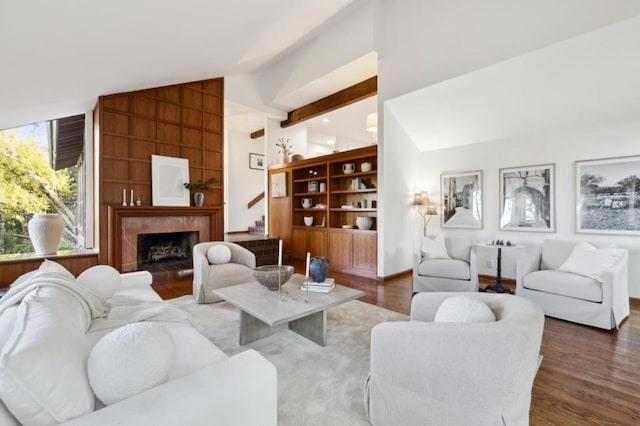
(107, 205), (222, 271)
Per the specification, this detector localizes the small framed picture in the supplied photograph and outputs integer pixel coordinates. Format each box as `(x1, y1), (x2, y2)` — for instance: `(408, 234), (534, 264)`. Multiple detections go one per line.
(249, 153), (264, 170)
(576, 155), (640, 235)
(441, 170), (483, 229)
(271, 172), (287, 198)
(499, 163), (555, 232)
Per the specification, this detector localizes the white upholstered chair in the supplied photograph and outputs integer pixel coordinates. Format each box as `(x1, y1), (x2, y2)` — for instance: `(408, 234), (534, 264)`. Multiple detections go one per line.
(516, 239), (629, 330)
(413, 235), (478, 292)
(192, 241), (256, 303)
(366, 292), (544, 426)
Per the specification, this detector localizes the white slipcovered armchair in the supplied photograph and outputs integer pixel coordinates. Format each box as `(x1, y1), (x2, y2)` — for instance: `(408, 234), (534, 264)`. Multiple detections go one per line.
(366, 292), (544, 426)
(413, 235), (478, 292)
(516, 239), (629, 330)
(192, 242), (256, 303)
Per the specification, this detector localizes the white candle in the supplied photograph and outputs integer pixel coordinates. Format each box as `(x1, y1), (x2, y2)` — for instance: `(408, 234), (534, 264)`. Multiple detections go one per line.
(130, 189), (134, 206)
(305, 252), (311, 280)
(122, 189), (127, 206)
(278, 240), (283, 267)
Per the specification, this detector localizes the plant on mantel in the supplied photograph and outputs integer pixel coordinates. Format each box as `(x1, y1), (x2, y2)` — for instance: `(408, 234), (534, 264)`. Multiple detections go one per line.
(184, 177), (218, 207)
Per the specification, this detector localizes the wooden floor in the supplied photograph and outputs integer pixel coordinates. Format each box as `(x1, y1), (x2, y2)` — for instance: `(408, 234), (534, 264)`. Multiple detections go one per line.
(153, 263), (640, 425)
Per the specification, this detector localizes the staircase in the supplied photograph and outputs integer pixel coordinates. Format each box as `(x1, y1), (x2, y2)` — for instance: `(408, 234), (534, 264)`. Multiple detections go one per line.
(248, 215), (266, 235)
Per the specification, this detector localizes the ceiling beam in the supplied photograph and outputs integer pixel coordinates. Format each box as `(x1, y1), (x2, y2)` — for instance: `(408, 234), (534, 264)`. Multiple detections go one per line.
(280, 76), (377, 128)
(250, 128), (265, 139)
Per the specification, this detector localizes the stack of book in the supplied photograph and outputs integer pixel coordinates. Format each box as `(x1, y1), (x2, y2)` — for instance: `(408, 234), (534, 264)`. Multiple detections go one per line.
(301, 278), (335, 293)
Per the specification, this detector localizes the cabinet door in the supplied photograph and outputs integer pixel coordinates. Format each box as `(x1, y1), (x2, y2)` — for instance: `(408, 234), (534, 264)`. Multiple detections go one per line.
(352, 232), (377, 277)
(291, 228), (308, 260)
(308, 228), (328, 258)
(328, 230), (352, 272)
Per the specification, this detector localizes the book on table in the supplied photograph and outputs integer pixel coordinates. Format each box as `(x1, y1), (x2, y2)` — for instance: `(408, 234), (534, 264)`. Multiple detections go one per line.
(301, 278), (335, 293)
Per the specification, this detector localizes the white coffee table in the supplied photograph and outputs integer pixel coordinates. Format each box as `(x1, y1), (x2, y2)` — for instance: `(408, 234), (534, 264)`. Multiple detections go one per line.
(212, 274), (365, 346)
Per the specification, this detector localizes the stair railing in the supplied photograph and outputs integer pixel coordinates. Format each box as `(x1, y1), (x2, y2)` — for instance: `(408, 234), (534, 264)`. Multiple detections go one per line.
(248, 192), (265, 209)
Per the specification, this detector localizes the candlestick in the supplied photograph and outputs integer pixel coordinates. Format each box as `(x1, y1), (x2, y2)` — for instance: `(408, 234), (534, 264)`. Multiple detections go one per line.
(278, 240), (283, 267)
(122, 189), (127, 206)
(305, 252), (311, 281)
(130, 189), (134, 206)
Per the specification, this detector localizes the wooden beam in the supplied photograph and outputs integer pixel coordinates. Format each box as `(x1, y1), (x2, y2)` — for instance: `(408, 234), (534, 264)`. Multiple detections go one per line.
(280, 76), (377, 128)
(250, 128), (265, 139)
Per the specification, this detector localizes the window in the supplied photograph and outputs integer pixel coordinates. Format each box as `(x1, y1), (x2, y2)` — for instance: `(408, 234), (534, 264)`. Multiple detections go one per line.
(0, 116), (86, 255)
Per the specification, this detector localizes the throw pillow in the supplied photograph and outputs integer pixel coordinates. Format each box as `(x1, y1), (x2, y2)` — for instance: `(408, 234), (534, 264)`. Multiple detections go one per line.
(88, 322), (175, 406)
(434, 295), (496, 323)
(421, 234), (450, 260)
(207, 244), (232, 265)
(558, 247), (626, 281)
(77, 265), (122, 300)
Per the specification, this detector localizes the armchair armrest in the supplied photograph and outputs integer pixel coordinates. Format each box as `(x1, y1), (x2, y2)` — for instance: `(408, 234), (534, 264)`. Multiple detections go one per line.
(120, 271), (152, 287)
(516, 255), (541, 289)
(62, 350), (277, 426)
(599, 249), (629, 328)
(228, 244), (257, 269)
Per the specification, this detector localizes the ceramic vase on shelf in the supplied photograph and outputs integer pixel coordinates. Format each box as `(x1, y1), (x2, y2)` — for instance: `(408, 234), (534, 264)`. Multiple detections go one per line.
(309, 257), (329, 283)
(194, 192), (204, 207)
(28, 213), (64, 255)
(356, 216), (373, 230)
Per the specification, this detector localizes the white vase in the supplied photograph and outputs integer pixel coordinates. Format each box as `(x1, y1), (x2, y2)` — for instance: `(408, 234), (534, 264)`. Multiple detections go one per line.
(356, 216), (373, 230)
(28, 213), (64, 255)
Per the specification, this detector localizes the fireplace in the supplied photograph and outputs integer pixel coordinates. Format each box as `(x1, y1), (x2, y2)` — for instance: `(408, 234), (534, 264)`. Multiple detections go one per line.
(137, 231), (198, 269)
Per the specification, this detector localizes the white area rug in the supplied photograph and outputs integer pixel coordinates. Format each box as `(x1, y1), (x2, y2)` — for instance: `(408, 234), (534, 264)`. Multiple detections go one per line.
(168, 296), (407, 426)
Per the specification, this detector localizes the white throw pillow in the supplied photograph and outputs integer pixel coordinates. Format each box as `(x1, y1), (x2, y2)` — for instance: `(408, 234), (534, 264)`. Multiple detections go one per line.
(77, 265), (122, 299)
(207, 244), (232, 265)
(558, 247), (626, 281)
(88, 322), (176, 406)
(434, 296), (496, 323)
(421, 234), (450, 260)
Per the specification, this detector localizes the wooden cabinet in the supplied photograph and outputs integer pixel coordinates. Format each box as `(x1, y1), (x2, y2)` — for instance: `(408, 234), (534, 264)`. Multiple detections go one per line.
(268, 146), (377, 278)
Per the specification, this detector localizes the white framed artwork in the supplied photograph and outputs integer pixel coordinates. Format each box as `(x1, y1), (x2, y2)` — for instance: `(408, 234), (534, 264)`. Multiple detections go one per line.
(151, 155), (190, 206)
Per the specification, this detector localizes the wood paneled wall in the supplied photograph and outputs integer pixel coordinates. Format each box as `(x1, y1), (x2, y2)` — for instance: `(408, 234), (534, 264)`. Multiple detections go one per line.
(95, 78), (225, 264)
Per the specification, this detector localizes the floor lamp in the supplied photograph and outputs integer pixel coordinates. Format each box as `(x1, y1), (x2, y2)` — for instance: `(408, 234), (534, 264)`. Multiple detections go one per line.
(413, 192), (437, 236)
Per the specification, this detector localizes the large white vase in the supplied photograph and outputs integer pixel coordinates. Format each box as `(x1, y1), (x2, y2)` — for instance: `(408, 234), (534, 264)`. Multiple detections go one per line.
(28, 213), (64, 255)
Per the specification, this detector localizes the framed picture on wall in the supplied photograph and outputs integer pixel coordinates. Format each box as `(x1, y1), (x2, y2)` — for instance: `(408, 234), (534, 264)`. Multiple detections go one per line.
(499, 163), (555, 232)
(249, 153), (264, 170)
(271, 171), (287, 198)
(151, 155), (190, 206)
(441, 170), (483, 229)
(576, 155), (640, 235)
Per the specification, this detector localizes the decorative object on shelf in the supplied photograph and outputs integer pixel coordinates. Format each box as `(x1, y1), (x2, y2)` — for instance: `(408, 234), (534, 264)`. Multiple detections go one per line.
(441, 170), (483, 229)
(499, 164), (554, 232)
(356, 216), (373, 230)
(184, 177), (218, 208)
(276, 138), (293, 163)
(361, 162), (373, 172)
(320, 216), (326, 227)
(151, 155), (190, 207)
(271, 171), (287, 197)
(342, 224), (354, 229)
(28, 213), (64, 255)
(413, 192), (438, 236)
(304, 216), (314, 226)
(135, 197), (142, 206)
(249, 153), (264, 170)
(129, 189), (134, 207)
(309, 256), (329, 283)
(308, 180), (318, 193)
(301, 198), (312, 208)
(343, 163), (356, 174)
(122, 188), (127, 206)
(253, 265), (294, 291)
(319, 182), (326, 192)
(291, 154), (304, 162)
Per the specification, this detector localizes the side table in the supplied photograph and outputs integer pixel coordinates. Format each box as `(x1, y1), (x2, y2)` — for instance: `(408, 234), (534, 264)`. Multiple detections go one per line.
(477, 243), (525, 294)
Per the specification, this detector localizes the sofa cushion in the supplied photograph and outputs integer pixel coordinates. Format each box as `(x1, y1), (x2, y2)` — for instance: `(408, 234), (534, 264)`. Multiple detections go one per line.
(434, 295), (496, 323)
(88, 322), (175, 405)
(417, 259), (470, 280)
(558, 247), (626, 281)
(522, 270), (602, 303)
(77, 265), (123, 299)
(206, 263), (254, 286)
(0, 286), (94, 425)
(421, 235), (450, 260)
(541, 240), (595, 270)
(446, 236), (472, 262)
(207, 244), (232, 265)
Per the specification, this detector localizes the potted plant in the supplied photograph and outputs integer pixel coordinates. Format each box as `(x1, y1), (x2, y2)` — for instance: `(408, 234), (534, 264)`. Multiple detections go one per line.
(184, 177), (218, 207)
(276, 138), (293, 163)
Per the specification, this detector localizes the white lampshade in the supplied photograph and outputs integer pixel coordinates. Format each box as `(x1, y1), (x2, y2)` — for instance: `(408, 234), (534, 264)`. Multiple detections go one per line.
(366, 112), (378, 133)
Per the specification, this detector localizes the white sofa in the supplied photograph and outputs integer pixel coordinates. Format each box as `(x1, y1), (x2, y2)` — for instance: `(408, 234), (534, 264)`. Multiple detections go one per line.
(0, 261), (277, 426)
(413, 235), (478, 292)
(366, 292), (544, 426)
(516, 239), (629, 330)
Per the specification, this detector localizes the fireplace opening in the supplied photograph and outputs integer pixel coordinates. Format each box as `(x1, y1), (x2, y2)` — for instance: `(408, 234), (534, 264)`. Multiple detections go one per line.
(137, 231), (198, 269)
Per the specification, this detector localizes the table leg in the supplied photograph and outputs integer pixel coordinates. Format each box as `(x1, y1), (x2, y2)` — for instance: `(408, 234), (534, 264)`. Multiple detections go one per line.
(289, 310), (327, 346)
(480, 247), (513, 294)
(239, 310), (285, 345)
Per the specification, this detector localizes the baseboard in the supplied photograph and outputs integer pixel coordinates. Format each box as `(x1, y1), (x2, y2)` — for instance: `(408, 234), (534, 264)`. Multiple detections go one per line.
(378, 269), (412, 282)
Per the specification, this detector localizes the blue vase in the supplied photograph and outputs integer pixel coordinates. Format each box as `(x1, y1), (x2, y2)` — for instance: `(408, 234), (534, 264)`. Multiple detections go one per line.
(309, 257), (329, 283)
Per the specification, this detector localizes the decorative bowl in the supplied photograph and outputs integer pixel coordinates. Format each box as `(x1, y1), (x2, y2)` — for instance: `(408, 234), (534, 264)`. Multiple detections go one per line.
(253, 265), (294, 291)
(356, 216), (373, 230)
(304, 216), (314, 226)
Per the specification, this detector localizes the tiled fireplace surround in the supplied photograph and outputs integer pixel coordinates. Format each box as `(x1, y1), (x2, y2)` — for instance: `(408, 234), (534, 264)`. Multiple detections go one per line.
(108, 206), (222, 273)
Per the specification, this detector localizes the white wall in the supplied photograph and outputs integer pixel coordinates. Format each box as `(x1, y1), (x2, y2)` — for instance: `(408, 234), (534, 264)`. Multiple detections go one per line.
(265, 118), (307, 167)
(417, 117), (640, 297)
(226, 129), (266, 232)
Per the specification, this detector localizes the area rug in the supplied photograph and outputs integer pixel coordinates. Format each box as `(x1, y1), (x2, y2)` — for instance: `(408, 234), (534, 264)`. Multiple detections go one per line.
(167, 296), (408, 426)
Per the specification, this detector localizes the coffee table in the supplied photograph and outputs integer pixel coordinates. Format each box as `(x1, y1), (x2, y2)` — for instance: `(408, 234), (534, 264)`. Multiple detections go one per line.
(212, 274), (364, 346)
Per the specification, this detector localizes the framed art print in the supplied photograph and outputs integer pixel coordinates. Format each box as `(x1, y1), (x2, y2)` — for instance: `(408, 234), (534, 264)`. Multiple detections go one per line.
(271, 171), (287, 198)
(249, 153), (264, 170)
(441, 170), (482, 229)
(576, 155), (640, 235)
(499, 163), (555, 232)
(151, 155), (190, 206)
